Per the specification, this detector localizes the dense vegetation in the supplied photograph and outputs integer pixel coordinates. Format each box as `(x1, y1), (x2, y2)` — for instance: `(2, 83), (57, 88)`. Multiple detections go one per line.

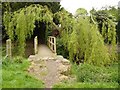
(2, 2), (119, 88)
(3, 5), (118, 66)
(53, 53), (119, 88)
(55, 8), (118, 66)
(3, 4), (57, 56)
(2, 2), (61, 14)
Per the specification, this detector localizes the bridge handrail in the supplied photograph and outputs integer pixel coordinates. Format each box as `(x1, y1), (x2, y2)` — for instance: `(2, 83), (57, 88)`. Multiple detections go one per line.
(47, 36), (56, 54)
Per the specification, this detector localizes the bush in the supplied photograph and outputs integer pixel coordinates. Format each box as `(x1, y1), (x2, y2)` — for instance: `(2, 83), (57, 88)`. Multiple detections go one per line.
(71, 63), (118, 83)
(56, 38), (69, 58)
(53, 63), (118, 88)
(71, 64), (118, 83)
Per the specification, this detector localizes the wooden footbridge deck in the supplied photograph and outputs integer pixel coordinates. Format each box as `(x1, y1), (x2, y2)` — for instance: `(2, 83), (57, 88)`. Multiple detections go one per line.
(34, 36), (57, 60)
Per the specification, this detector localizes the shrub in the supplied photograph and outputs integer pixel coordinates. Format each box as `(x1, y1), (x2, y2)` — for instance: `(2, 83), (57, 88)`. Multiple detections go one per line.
(56, 38), (69, 58)
(71, 63), (118, 83)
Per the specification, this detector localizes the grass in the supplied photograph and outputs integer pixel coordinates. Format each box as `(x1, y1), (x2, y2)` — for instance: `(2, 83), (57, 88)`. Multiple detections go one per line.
(2, 57), (45, 88)
(0, 66), (1, 88)
(53, 82), (118, 88)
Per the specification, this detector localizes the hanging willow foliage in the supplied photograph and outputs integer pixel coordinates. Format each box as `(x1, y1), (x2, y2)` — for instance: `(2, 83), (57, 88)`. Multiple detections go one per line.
(55, 10), (117, 66)
(3, 4), (55, 56)
(101, 18), (117, 62)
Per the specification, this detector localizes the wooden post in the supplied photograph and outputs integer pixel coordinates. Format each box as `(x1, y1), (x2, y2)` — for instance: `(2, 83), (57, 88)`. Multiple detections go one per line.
(6, 39), (12, 59)
(34, 36), (38, 54)
(48, 37), (50, 48)
(54, 37), (56, 55)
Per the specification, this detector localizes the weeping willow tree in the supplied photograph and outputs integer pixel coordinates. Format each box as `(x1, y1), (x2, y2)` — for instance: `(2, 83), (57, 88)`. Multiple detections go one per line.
(55, 9), (117, 66)
(3, 4), (55, 56)
(3, 4), (117, 65)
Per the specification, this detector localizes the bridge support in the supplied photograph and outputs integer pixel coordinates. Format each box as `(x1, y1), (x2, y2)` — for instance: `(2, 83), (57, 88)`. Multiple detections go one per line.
(48, 36), (56, 55)
(34, 36), (38, 54)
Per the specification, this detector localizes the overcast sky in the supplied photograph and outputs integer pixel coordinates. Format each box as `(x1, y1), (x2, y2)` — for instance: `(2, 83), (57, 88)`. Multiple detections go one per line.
(60, 0), (120, 14)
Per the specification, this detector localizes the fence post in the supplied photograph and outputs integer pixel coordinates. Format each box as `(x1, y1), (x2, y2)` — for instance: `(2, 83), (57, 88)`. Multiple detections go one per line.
(34, 36), (38, 54)
(6, 39), (12, 59)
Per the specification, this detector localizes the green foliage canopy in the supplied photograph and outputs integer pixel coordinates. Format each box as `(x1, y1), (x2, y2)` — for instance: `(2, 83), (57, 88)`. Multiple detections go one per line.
(55, 8), (117, 66)
(3, 4), (55, 56)
(3, 4), (117, 66)
(75, 8), (88, 17)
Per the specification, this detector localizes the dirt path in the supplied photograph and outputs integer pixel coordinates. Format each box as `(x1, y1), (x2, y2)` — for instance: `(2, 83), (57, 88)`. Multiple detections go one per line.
(28, 45), (71, 88)
(28, 59), (60, 88)
(43, 59), (59, 88)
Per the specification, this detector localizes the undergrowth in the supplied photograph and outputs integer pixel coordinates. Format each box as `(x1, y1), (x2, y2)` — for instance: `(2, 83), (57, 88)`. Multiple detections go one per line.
(53, 58), (119, 88)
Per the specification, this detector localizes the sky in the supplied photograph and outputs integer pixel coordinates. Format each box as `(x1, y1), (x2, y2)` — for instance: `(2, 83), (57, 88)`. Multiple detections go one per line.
(60, 0), (120, 15)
